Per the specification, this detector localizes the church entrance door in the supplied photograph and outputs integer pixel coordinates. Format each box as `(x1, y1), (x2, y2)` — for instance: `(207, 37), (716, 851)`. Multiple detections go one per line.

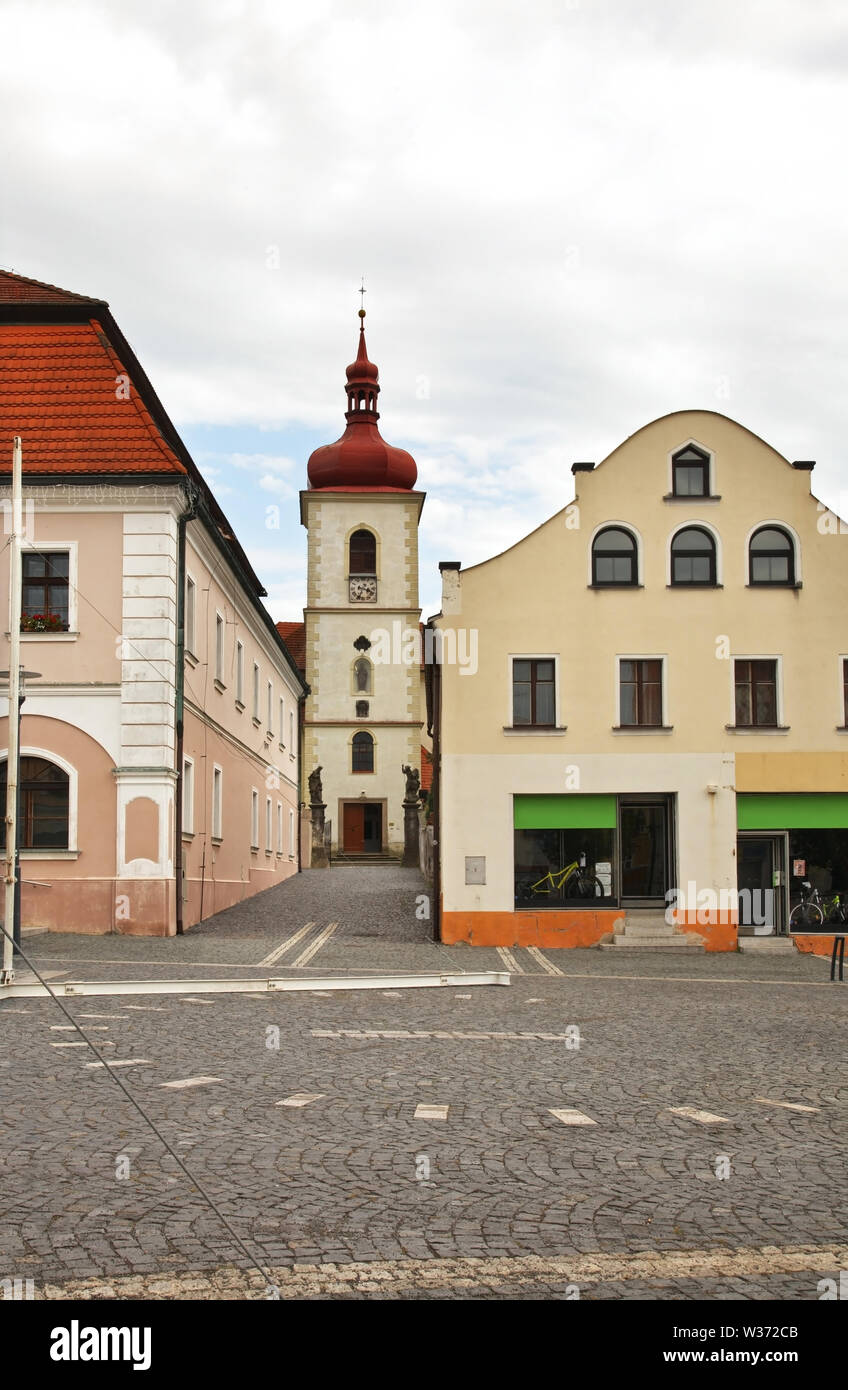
(342, 803), (382, 853)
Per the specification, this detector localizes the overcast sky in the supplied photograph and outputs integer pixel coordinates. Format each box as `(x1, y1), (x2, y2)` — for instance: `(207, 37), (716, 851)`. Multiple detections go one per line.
(3, 0), (847, 619)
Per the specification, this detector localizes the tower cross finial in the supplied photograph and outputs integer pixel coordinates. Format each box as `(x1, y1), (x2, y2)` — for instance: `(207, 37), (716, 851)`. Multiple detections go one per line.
(358, 277), (366, 314)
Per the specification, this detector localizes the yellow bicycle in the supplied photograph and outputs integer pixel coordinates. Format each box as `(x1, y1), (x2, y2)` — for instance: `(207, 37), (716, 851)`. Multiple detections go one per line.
(528, 858), (602, 900)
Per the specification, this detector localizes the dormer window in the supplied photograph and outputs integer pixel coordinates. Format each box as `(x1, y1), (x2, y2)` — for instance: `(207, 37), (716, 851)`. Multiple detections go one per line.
(672, 445), (710, 497)
(749, 526), (795, 585)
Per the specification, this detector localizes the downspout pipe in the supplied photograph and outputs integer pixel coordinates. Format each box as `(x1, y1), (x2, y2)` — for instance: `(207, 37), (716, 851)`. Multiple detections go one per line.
(424, 618), (442, 944)
(174, 483), (199, 935)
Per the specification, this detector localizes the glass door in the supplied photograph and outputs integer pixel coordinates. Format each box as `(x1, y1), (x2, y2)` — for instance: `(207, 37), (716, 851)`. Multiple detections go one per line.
(620, 798), (671, 906)
(737, 834), (784, 935)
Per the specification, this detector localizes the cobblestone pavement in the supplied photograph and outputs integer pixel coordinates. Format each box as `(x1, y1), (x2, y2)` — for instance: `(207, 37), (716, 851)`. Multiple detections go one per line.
(2, 867), (847, 1300)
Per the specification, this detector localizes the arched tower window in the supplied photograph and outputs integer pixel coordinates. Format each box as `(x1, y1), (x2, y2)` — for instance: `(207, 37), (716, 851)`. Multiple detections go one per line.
(0, 756), (70, 849)
(349, 529), (376, 575)
(352, 731), (374, 773)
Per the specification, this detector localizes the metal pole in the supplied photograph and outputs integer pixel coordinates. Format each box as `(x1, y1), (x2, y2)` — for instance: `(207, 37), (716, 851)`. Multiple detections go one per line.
(13, 689), (23, 953)
(3, 437), (23, 982)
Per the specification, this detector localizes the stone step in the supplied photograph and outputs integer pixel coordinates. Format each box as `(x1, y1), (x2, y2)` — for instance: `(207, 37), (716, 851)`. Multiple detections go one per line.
(738, 936), (796, 953)
(622, 921), (677, 937)
(606, 935), (701, 949)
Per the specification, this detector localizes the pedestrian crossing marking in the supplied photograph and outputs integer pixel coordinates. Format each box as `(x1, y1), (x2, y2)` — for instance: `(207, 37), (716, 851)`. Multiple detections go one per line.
(259, 922), (317, 967)
(496, 946), (524, 974)
(276, 1093), (325, 1108)
(291, 922), (339, 968)
(85, 1059), (152, 1068)
(160, 1076), (222, 1090)
(753, 1097), (819, 1113)
(526, 947), (563, 976)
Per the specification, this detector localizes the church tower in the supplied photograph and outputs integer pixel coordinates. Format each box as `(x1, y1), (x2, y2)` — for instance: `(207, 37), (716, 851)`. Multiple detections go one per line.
(300, 309), (425, 857)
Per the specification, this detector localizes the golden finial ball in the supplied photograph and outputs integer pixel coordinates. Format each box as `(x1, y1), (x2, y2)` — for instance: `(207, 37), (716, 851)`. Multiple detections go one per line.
(359, 308), (366, 319)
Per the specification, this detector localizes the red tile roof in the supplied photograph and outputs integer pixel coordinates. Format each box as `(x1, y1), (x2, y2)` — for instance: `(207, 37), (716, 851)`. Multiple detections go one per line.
(0, 269), (103, 305)
(420, 745), (433, 792)
(276, 620), (306, 672)
(0, 319), (184, 475)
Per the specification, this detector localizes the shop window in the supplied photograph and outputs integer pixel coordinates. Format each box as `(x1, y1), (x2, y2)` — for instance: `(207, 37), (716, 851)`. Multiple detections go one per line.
(512, 658), (555, 726)
(672, 445), (710, 497)
(591, 527), (638, 586)
(749, 526), (795, 585)
(514, 827), (616, 908)
(352, 731), (374, 773)
(0, 757), (69, 849)
(735, 659), (777, 727)
(789, 829), (848, 917)
(670, 526), (716, 585)
(619, 659), (663, 727)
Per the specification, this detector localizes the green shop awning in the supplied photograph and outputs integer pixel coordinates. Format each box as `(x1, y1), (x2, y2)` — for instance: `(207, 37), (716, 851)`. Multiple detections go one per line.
(514, 794), (617, 830)
(737, 794), (848, 830)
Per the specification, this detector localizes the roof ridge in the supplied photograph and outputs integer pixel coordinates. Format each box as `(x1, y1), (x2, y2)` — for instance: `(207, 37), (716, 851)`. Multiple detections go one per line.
(0, 268), (105, 304)
(88, 317), (184, 473)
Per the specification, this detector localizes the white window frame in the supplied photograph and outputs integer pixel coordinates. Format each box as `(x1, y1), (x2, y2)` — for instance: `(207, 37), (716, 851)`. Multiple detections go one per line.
(289, 806), (296, 857)
(267, 680), (273, 734)
(251, 788), (259, 849)
(265, 796), (272, 854)
(666, 438), (715, 499)
(730, 653), (785, 731)
(277, 801), (283, 854)
(587, 522), (643, 589)
(182, 756), (194, 835)
(666, 519), (723, 587)
(185, 573), (197, 655)
(252, 662), (260, 721)
(289, 709), (295, 754)
(212, 765), (223, 839)
(506, 654), (561, 731)
(19, 539), (79, 640)
(215, 611), (225, 684)
(279, 696), (285, 747)
(614, 654), (668, 730)
(236, 640), (245, 706)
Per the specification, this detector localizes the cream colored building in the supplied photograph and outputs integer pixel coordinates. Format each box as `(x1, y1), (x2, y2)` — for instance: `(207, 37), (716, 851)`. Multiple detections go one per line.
(432, 410), (848, 952)
(298, 313), (426, 857)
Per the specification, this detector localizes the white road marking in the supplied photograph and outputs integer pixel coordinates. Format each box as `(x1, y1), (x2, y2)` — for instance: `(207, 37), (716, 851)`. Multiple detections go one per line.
(291, 922), (339, 969)
(52, 1040), (114, 1047)
(178, 997), (215, 1005)
(382, 991), (402, 997)
(753, 1097), (819, 1113)
(85, 1059), (152, 1069)
(524, 998), (543, 1003)
(526, 947), (563, 976)
(125, 1006), (168, 1012)
(159, 1076), (222, 1090)
(50, 1025), (108, 1031)
(549, 1108), (597, 1126)
(668, 1106), (730, 1124)
(310, 1029), (577, 1041)
(311, 991), (333, 997)
(454, 993), (471, 999)
(259, 922), (317, 967)
(496, 946), (524, 974)
(276, 1093), (325, 1108)
(78, 1014), (129, 1019)
(414, 1103), (449, 1120)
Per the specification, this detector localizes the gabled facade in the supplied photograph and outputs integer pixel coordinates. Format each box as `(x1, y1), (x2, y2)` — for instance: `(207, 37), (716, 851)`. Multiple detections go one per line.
(0, 271), (306, 936)
(431, 410), (848, 953)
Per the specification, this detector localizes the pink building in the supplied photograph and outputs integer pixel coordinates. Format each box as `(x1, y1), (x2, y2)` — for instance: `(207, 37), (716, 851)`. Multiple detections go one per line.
(0, 271), (306, 936)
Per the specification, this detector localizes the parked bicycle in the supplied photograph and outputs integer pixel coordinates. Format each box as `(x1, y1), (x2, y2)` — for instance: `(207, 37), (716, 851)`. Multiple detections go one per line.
(524, 856), (603, 901)
(788, 881), (848, 930)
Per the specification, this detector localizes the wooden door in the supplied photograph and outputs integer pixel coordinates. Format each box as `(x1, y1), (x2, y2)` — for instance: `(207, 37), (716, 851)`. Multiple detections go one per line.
(343, 804), (364, 852)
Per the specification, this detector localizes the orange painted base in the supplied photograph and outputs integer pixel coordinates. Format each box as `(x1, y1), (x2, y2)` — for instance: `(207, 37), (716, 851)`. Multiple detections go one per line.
(442, 909), (622, 949)
(793, 933), (841, 959)
(671, 910), (738, 952)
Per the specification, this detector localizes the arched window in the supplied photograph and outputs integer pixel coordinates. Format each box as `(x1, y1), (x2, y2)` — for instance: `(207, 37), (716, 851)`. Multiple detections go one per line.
(672, 444), (710, 497)
(670, 526), (717, 585)
(749, 526), (795, 585)
(352, 731), (374, 773)
(353, 657), (372, 694)
(591, 527), (638, 586)
(349, 529), (376, 575)
(0, 756), (69, 849)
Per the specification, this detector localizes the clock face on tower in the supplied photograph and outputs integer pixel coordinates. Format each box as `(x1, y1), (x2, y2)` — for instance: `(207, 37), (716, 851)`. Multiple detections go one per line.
(349, 576), (377, 602)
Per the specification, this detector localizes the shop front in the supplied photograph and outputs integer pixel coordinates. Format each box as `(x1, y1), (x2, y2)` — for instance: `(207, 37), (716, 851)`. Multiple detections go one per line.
(736, 794), (848, 943)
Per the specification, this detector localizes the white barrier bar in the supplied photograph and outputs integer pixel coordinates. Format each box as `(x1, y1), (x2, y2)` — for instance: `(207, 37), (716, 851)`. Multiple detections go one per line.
(0, 971), (510, 1000)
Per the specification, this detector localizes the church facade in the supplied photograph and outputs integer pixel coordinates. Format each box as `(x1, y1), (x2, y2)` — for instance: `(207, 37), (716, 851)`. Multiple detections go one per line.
(295, 311), (426, 858)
